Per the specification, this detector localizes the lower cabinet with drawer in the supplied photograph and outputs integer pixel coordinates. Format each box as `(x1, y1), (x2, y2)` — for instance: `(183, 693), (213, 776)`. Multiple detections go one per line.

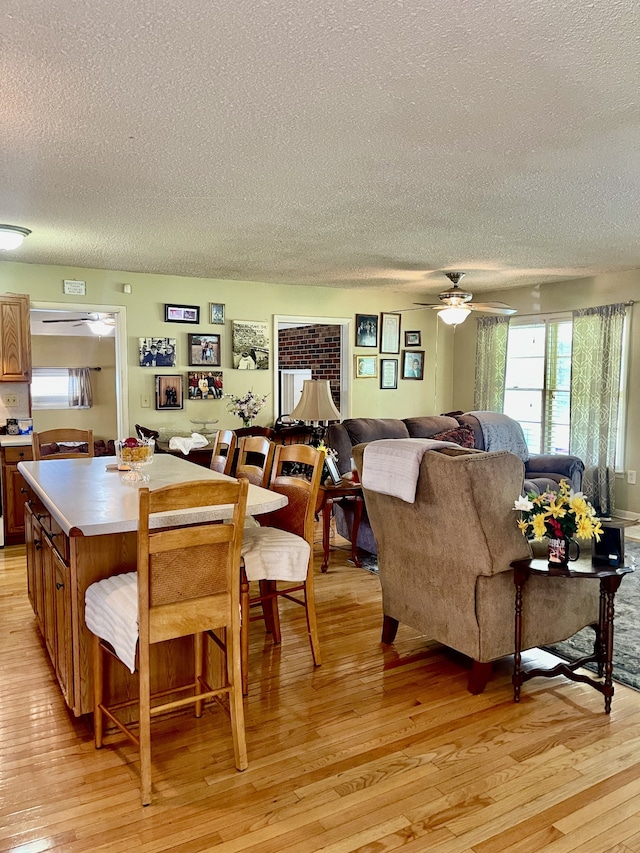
(1, 443), (33, 544)
(24, 499), (74, 707)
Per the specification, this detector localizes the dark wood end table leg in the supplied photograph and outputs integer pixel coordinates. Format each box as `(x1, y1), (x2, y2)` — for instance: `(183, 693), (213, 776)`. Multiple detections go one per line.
(321, 497), (334, 573)
(349, 495), (363, 568)
(513, 564), (529, 703)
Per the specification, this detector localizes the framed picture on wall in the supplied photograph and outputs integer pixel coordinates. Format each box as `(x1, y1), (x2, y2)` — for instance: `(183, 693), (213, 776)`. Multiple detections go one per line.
(188, 333), (221, 366)
(380, 313), (401, 353)
(404, 330), (422, 347)
(402, 349), (424, 380)
(210, 303), (225, 324)
(164, 303), (200, 324)
(355, 355), (378, 378)
(155, 374), (184, 409)
(355, 314), (378, 347)
(380, 358), (398, 389)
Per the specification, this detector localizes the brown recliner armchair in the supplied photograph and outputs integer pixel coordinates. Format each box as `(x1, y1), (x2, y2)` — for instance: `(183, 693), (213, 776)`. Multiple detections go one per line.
(352, 443), (599, 694)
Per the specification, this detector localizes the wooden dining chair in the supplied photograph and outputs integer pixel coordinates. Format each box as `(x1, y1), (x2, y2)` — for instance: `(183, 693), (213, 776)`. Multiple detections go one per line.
(210, 429), (237, 475)
(235, 435), (275, 487)
(240, 443), (325, 694)
(32, 428), (95, 460)
(85, 477), (249, 805)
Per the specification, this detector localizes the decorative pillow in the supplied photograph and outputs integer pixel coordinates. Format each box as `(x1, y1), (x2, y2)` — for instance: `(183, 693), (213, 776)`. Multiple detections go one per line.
(430, 425), (476, 448)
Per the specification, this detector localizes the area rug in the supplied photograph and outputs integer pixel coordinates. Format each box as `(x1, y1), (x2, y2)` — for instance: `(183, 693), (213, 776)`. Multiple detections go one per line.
(358, 540), (640, 691)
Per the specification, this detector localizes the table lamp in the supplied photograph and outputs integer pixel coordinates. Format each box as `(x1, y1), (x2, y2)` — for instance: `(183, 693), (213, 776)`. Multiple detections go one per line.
(290, 379), (341, 443)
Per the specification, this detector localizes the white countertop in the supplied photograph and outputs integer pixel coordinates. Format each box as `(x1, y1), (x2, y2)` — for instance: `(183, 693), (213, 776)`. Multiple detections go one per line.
(0, 434), (33, 447)
(18, 454), (287, 537)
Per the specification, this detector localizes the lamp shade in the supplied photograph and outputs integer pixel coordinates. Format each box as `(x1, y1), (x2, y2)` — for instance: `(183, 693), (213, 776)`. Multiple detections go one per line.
(0, 225), (31, 251)
(438, 306), (471, 326)
(290, 380), (340, 422)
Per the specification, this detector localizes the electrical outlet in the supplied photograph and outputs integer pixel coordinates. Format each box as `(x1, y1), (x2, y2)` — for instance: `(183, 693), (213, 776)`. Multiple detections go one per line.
(141, 394), (150, 408)
(627, 470), (636, 485)
(3, 394), (18, 407)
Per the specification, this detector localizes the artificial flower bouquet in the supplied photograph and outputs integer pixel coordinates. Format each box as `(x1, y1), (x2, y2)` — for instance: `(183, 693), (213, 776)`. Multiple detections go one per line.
(513, 479), (603, 542)
(225, 389), (268, 424)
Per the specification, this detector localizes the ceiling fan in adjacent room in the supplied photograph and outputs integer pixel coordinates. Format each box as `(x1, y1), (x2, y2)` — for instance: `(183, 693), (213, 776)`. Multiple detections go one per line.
(405, 272), (517, 326)
(41, 312), (116, 335)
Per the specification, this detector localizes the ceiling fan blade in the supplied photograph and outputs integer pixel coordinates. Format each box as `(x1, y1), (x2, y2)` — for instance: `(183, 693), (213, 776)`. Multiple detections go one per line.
(42, 318), (87, 323)
(468, 302), (517, 315)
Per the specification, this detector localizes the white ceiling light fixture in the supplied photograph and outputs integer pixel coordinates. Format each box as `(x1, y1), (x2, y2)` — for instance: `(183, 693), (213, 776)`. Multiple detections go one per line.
(89, 320), (115, 336)
(438, 306), (472, 326)
(0, 225), (31, 251)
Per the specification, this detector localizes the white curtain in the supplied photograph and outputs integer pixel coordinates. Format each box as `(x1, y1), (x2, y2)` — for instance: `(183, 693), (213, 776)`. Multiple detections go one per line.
(570, 303), (627, 517)
(68, 368), (93, 409)
(474, 316), (510, 411)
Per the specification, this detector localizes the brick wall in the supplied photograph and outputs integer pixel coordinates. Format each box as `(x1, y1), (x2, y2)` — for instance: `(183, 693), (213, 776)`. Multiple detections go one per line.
(278, 324), (341, 409)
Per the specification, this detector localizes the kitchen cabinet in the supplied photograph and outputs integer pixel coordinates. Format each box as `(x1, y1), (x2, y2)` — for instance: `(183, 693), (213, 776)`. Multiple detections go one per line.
(0, 292), (31, 381)
(0, 293), (31, 382)
(2, 444), (33, 544)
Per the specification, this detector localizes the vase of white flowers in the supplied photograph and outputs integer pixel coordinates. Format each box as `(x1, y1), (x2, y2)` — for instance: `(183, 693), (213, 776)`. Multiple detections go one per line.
(226, 389), (268, 427)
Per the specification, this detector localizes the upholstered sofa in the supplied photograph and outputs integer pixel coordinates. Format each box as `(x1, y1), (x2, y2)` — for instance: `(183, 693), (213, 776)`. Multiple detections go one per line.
(326, 412), (584, 555)
(352, 442), (599, 694)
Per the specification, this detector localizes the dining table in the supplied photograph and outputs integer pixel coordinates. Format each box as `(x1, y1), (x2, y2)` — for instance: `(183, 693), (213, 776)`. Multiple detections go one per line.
(18, 454), (287, 716)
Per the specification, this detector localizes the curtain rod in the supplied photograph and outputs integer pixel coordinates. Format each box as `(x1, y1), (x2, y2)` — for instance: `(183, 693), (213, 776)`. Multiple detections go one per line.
(88, 367), (101, 371)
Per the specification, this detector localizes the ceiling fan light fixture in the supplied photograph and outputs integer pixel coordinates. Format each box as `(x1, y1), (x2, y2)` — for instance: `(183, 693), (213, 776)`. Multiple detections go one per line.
(0, 225), (31, 251)
(438, 306), (471, 326)
(89, 320), (115, 336)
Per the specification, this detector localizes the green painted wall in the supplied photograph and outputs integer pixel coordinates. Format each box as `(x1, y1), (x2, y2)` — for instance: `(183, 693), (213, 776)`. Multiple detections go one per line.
(0, 260), (455, 434)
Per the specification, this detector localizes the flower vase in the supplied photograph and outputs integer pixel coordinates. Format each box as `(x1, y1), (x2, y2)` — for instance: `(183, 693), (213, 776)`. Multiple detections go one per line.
(242, 418), (252, 428)
(547, 537), (580, 567)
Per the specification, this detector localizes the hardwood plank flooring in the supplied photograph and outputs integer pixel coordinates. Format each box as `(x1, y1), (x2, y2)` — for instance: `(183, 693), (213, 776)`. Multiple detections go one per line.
(1, 536), (640, 852)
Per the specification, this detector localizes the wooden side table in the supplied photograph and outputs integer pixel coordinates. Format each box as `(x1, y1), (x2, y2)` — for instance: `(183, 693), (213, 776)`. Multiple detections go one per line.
(316, 482), (364, 572)
(511, 556), (634, 713)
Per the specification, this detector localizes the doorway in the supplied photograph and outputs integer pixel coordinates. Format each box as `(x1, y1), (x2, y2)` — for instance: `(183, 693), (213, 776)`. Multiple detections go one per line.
(30, 301), (128, 439)
(272, 314), (351, 420)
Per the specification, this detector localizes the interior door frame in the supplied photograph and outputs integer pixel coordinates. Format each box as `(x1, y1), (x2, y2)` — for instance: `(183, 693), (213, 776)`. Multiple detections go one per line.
(272, 315), (352, 420)
(31, 300), (128, 440)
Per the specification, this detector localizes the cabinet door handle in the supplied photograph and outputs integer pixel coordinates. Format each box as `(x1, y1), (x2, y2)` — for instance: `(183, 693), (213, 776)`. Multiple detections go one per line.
(34, 538), (42, 550)
(21, 487), (28, 495)
(56, 582), (64, 590)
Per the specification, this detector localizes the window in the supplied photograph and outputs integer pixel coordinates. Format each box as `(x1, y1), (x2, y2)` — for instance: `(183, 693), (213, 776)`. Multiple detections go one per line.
(31, 368), (71, 409)
(503, 318), (572, 455)
(503, 313), (629, 464)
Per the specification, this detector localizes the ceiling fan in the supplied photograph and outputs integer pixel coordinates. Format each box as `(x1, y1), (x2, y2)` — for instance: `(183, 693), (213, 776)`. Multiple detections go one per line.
(406, 272), (517, 326)
(41, 312), (116, 334)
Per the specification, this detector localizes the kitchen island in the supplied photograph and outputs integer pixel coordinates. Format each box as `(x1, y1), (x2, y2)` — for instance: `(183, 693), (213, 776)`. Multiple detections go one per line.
(19, 454), (286, 716)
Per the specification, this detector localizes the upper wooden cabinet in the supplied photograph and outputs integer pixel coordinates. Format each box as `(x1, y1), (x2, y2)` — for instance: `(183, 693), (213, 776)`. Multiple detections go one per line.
(0, 292), (31, 381)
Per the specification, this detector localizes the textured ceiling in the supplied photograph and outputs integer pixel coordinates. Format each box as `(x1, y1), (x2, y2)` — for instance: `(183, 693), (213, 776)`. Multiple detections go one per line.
(2, 0), (640, 296)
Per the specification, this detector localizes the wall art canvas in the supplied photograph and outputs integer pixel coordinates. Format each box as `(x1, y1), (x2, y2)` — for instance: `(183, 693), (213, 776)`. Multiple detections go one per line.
(232, 320), (269, 370)
(139, 337), (177, 367)
(188, 370), (224, 400)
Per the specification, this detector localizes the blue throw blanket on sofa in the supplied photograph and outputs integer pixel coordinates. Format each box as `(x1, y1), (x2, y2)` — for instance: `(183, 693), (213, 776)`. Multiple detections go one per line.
(468, 411), (529, 462)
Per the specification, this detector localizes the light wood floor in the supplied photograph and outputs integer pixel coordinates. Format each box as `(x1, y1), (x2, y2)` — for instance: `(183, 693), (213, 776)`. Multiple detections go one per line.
(2, 537), (640, 853)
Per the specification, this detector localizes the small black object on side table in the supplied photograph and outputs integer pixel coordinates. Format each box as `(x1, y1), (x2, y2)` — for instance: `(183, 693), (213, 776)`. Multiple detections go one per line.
(511, 556), (634, 713)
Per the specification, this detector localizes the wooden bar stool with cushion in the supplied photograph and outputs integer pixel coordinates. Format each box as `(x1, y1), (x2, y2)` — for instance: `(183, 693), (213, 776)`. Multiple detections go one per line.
(210, 429), (237, 475)
(84, 477), (249, 806)
(240, 443), (325, 694)
(32, 428), (95, 460)
(235, 435), (275, 487)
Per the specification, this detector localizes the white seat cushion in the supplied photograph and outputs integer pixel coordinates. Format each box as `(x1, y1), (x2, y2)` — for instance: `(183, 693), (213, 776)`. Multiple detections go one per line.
(241, 527), (310, 582)
(85, 572), (138, 673)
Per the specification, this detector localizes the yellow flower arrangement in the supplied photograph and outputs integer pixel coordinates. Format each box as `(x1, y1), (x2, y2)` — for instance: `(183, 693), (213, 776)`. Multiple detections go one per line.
(513, 479), (603, 542)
